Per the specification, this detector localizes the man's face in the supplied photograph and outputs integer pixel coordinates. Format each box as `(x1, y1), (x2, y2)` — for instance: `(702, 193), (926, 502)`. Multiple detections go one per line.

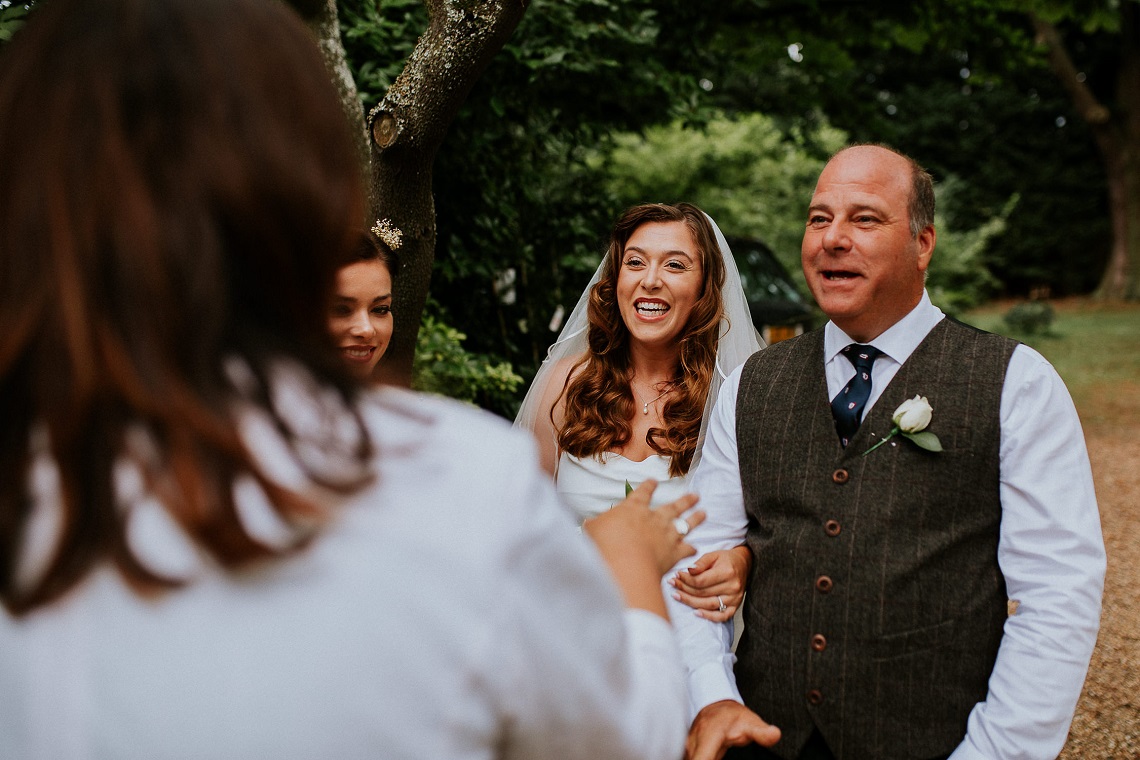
(801, 146), (935, 343)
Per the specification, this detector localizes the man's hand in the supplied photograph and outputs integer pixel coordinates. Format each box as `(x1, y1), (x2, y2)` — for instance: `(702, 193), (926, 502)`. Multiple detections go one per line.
(685, 700), (781, 760)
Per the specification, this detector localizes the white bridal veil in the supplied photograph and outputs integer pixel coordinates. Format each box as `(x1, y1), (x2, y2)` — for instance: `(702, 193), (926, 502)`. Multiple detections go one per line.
(513, 213), (764, 480)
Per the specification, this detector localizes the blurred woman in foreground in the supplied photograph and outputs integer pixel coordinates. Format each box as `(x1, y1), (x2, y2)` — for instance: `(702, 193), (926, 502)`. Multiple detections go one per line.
(0, 0), (700, 757)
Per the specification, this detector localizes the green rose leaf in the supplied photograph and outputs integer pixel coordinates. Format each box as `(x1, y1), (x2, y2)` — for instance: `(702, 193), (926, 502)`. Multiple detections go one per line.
(625, 480), (634, 497)
(902, 430), (943, 452)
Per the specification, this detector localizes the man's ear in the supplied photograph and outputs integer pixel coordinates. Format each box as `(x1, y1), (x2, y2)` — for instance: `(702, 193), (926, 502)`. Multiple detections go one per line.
(915, 225), (936, 273)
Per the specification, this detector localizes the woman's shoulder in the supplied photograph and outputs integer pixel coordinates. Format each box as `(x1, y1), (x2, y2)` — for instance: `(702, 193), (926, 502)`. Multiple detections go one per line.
(546, 353), (590, 387)
(362, 386), (523, 459)
(349, 387), (576, 569)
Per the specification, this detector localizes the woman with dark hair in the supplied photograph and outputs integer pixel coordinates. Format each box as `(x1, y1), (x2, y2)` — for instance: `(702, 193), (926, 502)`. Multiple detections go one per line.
(0, 1), (704, 757)
(327, 229), (399, 381)
(515, 202), (764, 622)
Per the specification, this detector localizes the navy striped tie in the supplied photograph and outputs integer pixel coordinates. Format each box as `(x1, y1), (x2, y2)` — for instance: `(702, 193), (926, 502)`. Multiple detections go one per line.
(831, 344), (881, 448)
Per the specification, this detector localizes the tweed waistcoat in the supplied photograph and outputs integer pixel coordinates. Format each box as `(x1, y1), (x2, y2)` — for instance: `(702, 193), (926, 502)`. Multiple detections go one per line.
(734, 318), (1017, 760)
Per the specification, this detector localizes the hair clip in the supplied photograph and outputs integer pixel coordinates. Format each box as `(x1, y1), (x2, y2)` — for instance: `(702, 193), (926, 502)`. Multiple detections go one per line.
(371, 218), (403, 250)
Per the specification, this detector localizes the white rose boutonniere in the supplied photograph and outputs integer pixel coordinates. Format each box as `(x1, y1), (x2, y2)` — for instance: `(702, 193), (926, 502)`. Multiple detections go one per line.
(863, 395), (943, 456)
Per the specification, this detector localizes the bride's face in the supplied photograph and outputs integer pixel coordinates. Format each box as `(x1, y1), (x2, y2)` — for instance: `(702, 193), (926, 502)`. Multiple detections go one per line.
(616, 220), (704, 352)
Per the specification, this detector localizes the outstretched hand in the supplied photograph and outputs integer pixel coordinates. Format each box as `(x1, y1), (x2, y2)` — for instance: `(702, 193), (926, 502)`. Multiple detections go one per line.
(686, 700), (781, 760)
(584, 480), (704, 616)
(670, 545), (751, 622)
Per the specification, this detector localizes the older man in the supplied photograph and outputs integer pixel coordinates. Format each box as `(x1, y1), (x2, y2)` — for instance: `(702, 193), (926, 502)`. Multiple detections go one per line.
(674, 144), (1105, 760)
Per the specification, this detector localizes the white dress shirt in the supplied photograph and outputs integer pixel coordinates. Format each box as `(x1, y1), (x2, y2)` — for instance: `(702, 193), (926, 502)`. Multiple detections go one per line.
(671, 291), (1105, 759)
(2, 385), (688, 760)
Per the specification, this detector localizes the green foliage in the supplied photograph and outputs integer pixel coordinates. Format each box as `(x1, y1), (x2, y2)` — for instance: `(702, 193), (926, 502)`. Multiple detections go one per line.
(603, 110), (1009, 317)
(603, 111), (844, 279)
(412, 311), (524, 418)
(0, 2), (34, 44)
(339, 0), (423, 104)
(338, 0), (1121, 413)
(1019, 0), (1121, 32)
(339, 0), (728, 410)
(832, 48), (1110, 296)
(1002, 299), (1057, 335)
(702, 0), (1111, 298)
(926, 180), (1011, 315)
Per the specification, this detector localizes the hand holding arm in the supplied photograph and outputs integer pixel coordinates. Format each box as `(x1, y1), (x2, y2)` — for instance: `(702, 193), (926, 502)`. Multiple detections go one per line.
(670, 545), (751, 622)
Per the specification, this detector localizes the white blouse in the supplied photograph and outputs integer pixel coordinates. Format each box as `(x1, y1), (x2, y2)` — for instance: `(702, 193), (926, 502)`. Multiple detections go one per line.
(1, 386), (687, 760)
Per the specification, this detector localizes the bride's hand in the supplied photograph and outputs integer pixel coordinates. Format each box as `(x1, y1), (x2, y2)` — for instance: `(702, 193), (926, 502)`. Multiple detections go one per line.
(669, 545), (751, 622)
(583, 480), (704, 617)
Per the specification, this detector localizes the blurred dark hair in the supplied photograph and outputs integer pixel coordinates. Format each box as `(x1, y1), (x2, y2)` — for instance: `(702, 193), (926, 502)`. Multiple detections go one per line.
(557, 202), (726, 477)
(0, 0), (369, 614)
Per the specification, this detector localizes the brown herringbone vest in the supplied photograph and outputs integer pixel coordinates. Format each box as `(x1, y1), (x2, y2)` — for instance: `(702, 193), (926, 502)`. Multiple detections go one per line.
(734, 318), (1017, 760)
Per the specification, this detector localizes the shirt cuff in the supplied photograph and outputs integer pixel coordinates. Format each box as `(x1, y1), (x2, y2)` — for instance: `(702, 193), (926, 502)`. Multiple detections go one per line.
(688, 655), (743, 719)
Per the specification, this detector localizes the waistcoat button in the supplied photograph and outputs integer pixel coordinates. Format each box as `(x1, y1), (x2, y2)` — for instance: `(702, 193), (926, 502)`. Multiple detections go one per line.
(815, 575), (833, 593)
(824, 519), (841, 537)
(831, 469), (849, 484)
(807, 689), (824, 706)
(810, 634), (827, 652)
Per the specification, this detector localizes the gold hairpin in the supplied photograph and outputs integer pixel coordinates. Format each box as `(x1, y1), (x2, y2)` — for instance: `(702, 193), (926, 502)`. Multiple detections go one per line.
(371, 218), (403, 250)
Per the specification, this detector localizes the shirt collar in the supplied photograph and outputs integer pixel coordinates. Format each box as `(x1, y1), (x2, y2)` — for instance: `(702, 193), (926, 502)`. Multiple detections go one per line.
(824, 290), (945, 365)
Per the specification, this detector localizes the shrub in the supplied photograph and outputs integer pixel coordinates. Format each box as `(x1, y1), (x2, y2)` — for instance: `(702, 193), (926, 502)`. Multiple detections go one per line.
(1002, 300), (1056, 336)
(412, 314), (524, 417)
(925, 182), (1013, 316)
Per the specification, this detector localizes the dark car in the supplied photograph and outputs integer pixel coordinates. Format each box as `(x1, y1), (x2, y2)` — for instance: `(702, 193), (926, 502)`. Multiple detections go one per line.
(726, 235), (815, 344)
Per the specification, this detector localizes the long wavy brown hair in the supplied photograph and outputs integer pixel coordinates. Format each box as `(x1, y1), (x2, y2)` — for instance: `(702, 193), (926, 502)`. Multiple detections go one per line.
(557, 203), (726, 477)
(0, 0), (369, 615)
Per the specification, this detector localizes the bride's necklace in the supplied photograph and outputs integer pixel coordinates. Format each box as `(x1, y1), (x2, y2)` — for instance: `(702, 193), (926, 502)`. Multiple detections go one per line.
(632, 380), (678, 415)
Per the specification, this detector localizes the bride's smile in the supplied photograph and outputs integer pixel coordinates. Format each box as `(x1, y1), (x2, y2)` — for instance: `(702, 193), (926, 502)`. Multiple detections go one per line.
(617, 220), (703, 349)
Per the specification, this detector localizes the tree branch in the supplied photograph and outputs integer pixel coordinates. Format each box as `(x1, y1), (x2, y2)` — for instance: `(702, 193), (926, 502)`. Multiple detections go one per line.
(308, 0), (372, 209)
(1030, 14), (1113, 129)
(367, 0), (530, 386)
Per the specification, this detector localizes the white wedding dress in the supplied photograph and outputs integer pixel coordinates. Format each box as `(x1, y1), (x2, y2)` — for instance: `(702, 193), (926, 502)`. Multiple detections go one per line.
(556, 451), (688, 524)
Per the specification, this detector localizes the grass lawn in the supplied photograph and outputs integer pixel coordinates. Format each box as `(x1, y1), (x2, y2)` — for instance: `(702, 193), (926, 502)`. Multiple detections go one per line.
(961, 298), (1140, 434)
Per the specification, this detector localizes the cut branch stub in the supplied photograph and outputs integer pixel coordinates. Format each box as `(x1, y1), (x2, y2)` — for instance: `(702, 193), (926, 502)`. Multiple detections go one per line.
(372, 111), (399, 149)
(1085, 105), (1113, 126)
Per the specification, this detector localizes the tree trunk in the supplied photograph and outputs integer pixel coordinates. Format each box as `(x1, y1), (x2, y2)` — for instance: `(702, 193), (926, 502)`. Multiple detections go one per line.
(1032, 11), (1140, 301)
(1100, 145), (1140, 301)
(1105, 1), (1140, 301)
(367, 0), (529, 386)
(307, 0), (373, 212)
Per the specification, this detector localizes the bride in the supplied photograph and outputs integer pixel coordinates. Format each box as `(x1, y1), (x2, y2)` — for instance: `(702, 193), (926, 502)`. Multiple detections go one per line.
(516, 202), (763, 620)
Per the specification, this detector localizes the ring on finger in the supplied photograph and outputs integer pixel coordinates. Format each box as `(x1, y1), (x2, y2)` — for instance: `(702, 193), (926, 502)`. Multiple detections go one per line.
(672, 517), (690, 537)
(717, 596), (727, 613)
